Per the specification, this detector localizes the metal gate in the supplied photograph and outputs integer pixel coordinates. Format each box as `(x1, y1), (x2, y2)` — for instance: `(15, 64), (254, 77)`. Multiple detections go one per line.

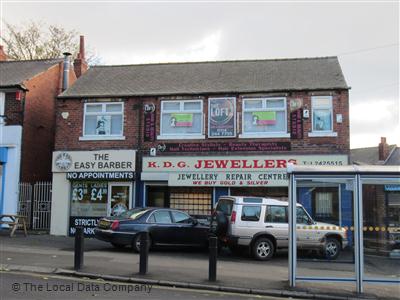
(18, 181), (52, 230)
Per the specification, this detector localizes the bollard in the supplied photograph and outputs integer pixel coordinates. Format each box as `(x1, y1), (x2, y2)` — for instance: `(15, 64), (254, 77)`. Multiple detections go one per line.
(139, 231), (149, 275)
(208, 234), (218, 281)
(74, 227), (84, 270)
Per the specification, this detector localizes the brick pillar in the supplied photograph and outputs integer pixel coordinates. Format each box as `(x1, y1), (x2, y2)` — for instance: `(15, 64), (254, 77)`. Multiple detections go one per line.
(73, 36), (88, 78)
(378, 137), (389, 161)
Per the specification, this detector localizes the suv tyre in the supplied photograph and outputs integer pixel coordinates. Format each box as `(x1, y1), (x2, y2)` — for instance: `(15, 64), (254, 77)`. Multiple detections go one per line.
(323, 237), (341, 260)
(252, 237), (274, 261)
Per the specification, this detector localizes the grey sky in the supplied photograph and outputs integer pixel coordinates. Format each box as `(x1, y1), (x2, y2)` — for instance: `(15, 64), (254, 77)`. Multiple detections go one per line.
(1, 1), (399, 148)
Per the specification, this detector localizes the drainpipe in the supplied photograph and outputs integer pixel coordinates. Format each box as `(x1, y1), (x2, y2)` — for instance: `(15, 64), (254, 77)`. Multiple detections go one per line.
(62, 52), (72, 91)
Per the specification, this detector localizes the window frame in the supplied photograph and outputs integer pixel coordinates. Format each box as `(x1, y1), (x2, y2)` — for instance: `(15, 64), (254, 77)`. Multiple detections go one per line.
(265, 205), (288, 223)
(309, 95), (337, 137)
(240, 97), (290, 138)
(158, 99), (205, 140)
(241, 205), (262, 222)
(81, 102), (125, 141)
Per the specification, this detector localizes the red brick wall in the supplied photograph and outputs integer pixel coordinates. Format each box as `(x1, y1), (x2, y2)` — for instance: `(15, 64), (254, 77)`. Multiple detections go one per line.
(54, 90), (349, 158)
(20, 63), (78, 182)
(4, 91), (24, 125)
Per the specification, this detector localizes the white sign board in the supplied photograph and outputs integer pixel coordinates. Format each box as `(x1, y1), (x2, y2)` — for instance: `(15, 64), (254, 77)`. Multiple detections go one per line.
(142, 155), (348, 187)
(52, 150), (136, 173)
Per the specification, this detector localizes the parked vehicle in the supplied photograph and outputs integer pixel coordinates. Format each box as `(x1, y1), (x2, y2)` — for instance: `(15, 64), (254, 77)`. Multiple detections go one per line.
(95, 207), (210, 252)
(210, 196), (348, 261)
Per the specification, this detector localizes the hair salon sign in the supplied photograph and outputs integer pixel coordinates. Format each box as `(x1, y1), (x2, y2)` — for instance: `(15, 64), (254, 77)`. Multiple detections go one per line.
(208, 97), (236, 138)
(142, 155), (348, 187)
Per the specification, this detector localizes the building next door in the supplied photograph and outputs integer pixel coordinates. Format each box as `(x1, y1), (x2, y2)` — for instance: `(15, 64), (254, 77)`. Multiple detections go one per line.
(108, 182), (133, 216)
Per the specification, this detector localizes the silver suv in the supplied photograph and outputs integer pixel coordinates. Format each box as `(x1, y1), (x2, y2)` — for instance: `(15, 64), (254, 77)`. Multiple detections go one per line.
(212, 196), (348, 261)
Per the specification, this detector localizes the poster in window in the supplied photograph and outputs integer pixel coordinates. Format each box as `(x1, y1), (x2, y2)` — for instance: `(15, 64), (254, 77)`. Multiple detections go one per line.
(252, 111), (276, 125)
(208, 97), (236, 138)
(313, 110), (332, 131)
(95, 115), (111, 135)
(170, 113), (193, 127)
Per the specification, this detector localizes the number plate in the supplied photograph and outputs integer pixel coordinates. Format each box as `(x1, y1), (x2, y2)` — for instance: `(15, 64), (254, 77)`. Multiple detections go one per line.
(99, 220), (110, 228)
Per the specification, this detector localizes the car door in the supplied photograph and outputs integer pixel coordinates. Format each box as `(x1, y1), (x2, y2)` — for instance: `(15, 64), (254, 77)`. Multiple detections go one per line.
(148, 210), (174, 245)
(264, 205), (289, 248)
(170, 210), (200, 246)
(239, 204), (263, 239)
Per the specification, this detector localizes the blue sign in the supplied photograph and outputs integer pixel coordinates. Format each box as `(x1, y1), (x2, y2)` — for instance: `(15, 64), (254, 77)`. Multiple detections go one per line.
(384, 185), (400, 192)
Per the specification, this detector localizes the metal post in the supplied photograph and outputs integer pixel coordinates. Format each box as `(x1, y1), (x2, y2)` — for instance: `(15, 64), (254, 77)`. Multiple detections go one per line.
(74, 227), (84, 270)
(139, 231), (149, 275)
(208, 235), (218, 282)
(354, 175), (364, 293)
(288, 174), (297, 287)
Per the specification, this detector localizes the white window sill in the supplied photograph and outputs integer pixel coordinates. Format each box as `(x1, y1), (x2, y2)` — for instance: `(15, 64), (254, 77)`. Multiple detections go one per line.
(239, 133), (290, 139)
(79, 136), (126, 141)
(157, 135), (205, 140)
(308, 132), (338, 137)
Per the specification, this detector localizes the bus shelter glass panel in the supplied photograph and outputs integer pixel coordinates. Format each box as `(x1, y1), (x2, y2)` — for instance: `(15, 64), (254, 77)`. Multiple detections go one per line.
(296, 177), (356, 281)
(361, 179), (400, 283)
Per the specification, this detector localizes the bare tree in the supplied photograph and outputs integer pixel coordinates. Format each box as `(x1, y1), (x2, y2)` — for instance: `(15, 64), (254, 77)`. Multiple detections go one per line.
(1, 21), (99, 64)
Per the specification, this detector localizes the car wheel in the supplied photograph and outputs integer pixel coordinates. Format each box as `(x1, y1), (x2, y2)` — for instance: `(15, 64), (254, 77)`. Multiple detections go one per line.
(324, 238), (341, 260)
(111, 243), (125, 249)
(252, 238), (274, 261)
(132, 234), (151, 253)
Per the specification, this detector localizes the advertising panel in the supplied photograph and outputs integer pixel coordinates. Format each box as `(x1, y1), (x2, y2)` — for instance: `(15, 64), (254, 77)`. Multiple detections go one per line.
(208, 97), (236, 138)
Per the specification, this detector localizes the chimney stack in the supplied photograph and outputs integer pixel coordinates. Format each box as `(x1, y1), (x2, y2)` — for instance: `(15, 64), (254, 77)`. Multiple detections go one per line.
(62, 52), (71, 91)
(74, 35), (88, 78)
(378, 137), (390, 161)
(0, 45), (8, 61)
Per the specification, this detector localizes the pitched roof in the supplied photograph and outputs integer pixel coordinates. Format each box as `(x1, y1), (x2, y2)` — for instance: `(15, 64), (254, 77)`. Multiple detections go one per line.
(59, 56), (349, 98)
(0, 58), (62, 89)
(350, 145), (398, 165)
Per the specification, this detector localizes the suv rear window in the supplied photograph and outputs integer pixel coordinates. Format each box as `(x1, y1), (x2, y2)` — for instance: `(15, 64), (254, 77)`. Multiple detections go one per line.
(265, 206), (288, 223)
(216, 199), (233, 216)
(243, 197), (263, 203)
(241, 205), (261, 221)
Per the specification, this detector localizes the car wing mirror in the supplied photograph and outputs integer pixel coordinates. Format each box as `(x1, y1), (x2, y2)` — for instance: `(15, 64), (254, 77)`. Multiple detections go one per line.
(191, 218), (198, 226)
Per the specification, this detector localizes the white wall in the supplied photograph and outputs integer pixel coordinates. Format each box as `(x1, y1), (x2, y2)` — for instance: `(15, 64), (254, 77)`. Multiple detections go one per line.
(50, 173), (70, 235)
(0, 125), (22, 215)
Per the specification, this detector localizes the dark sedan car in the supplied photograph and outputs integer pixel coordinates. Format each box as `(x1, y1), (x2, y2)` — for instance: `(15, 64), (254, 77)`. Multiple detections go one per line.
(94, 207), (210, 252)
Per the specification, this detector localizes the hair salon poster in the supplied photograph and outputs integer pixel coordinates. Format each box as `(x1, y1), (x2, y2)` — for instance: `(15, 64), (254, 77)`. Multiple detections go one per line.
(208, 97), (236, 138)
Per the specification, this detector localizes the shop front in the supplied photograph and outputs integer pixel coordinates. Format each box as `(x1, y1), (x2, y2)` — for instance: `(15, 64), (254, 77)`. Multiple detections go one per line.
(141, 154), (348, 220)
(50, 150), (136, 236)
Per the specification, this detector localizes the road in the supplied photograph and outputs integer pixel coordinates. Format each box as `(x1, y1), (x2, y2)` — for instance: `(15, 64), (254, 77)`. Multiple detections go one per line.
(1, 271), (291, 300)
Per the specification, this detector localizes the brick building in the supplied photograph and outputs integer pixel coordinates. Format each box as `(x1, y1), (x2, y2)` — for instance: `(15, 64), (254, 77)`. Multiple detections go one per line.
(50, 56), (350, 236)
(0, 38), (87, 217)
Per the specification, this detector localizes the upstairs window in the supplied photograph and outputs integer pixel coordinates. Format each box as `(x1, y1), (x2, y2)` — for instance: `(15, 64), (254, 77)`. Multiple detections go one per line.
(312, 96), (333, 132)
(242, 97), (288, 137)
(83, 102), (124, 138)
(159, 100), (204, 139)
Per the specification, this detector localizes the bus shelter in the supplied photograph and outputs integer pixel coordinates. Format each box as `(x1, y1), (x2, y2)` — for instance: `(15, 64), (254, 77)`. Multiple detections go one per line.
(287, 165), (400, 293)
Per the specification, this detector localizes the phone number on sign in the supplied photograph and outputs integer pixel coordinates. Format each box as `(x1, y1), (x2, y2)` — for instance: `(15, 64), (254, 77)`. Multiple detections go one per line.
(302, 161), (344, 166)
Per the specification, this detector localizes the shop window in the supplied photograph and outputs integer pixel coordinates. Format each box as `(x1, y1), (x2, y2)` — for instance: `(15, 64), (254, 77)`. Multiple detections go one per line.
(241, 97), (288, 138)
(70, 181), (108, 216)
(265, 206), (288, 223)
(159, 100), (204, 139)
(82, 102), (124, 140)
(311, 187), (339, 225)
(169, 188), (212, 216)
(309, 96), (337, 137)
(388, 192), (400, 226)
(241, 205), (261, 221)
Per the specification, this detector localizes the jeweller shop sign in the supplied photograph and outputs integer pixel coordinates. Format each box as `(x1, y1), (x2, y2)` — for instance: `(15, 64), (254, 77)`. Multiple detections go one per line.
(142, 155), (348, 187)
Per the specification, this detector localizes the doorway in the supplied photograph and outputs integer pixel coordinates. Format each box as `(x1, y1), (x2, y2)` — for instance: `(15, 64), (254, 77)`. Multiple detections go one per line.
(146, 185), (169, 208)
(108, 182), (133, 216)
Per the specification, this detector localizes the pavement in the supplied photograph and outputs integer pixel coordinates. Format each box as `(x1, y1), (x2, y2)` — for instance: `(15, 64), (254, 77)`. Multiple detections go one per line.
(1, 230), (399, 300)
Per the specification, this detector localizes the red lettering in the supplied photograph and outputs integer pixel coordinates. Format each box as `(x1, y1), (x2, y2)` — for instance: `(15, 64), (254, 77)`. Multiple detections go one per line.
(265, 160), (275, 168)
(204, 160), (214, 168)
(215, 160), (228, 169)
(241, 160), (252, 168)
(177, 161), (186, 168)
(276, 160), (287, 168)
(148, 162), (157, 168)
(230, 160), (240, 168)
(253, 160), (263, 168)
(163, 162), (172, 168)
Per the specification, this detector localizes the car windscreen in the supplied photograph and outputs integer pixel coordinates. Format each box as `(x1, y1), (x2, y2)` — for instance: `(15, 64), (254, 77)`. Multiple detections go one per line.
(119, 208), (150, 220)
(216, 199), (233, 216)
